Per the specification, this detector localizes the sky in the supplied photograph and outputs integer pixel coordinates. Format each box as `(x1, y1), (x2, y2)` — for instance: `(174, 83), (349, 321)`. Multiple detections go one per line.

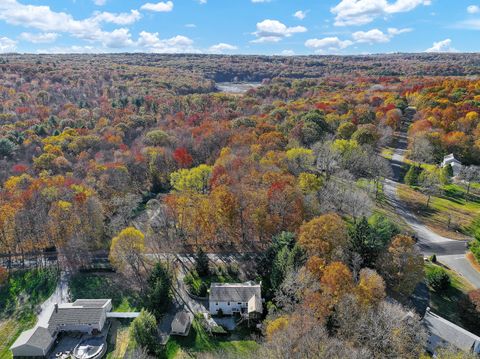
(0, 0), (479, 55)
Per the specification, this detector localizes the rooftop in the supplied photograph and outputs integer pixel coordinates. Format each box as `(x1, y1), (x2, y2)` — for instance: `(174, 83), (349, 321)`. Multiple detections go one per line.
(10, 326), (55, 352)
(424, 310), (480, 354)
(210, 282), (261, 304)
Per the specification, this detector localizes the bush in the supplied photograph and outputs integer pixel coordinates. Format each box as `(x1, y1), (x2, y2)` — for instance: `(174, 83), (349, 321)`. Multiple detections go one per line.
(430, 254), (437, 263)
(404, 165), (423, 186)
(130, 310), (159, 355)
(470, 240), (480, 262)
(426, 266), (450, 291)
(184, 270), (208, 297)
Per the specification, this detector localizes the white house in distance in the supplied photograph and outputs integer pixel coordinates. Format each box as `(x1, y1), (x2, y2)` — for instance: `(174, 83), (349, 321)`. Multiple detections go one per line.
(209, 282), (262, 316)
(441, 153), (463, 177)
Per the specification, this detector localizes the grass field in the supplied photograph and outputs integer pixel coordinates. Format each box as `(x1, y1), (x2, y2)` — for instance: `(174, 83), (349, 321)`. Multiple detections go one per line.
(425, 262), (475, 332)
(0, 268), (59, 359)
(398, 183), (480, 239)
(106, 320), (133, 359)
(69, 272), (140, 312)
(165, 318), (259, 359)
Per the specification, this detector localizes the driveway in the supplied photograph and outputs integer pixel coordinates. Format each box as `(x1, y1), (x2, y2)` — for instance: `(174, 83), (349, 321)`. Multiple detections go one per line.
(385, 129), (480, 288)
(37, 271), (70, 327)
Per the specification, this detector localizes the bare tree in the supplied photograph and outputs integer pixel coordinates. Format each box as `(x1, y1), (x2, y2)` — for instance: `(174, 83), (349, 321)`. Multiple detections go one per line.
(314, 140), (340, 181)
(459, 165), (480, 198)
(419, 169), (442, 208)
(409, 134), (435, 164)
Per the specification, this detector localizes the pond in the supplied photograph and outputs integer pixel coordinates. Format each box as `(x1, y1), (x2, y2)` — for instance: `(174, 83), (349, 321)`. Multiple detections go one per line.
(215, 82), (261, 94)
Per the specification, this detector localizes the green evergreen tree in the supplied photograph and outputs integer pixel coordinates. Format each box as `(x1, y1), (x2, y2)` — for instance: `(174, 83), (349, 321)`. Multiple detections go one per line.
(130, 310), (160, 355)
(145, 262), (172, 318)
(195, 248), (210, 277)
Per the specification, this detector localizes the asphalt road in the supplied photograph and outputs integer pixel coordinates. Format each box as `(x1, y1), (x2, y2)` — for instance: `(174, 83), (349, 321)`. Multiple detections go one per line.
(385, 130), (480, 288)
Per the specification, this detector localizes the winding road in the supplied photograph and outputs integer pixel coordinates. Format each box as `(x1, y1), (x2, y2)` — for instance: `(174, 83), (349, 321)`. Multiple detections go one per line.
(385, 119), (480, 288)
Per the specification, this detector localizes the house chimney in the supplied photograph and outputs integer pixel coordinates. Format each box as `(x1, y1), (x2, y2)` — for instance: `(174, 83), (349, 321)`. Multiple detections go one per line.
(54, 304), (58, 313)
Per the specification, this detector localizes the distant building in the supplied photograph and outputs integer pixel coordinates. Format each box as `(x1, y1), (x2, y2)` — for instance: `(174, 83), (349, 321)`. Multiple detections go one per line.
(171, 311), (193, 336)
(209, 282), (262, 316)
(424, 309), (480, 355)
(441, 153), (463, 177)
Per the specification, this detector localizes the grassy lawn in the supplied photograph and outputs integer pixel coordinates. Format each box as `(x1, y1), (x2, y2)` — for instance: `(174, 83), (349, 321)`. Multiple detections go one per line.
(165, 318), (259, 359)
(425, 262), (475, 331)
(0, 268), (59, 359)
(106, 320), (133, 359)
(398, 183), (480, 239)
(69, 272), (140, 312)
(184, 265), (240, 297)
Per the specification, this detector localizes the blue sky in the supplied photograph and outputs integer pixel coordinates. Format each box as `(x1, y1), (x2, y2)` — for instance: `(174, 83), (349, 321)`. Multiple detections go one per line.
(0, 0), (479, 54)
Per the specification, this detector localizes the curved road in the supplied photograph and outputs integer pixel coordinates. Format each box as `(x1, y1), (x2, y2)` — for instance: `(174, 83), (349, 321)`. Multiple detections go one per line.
(386, 128), (480, 288)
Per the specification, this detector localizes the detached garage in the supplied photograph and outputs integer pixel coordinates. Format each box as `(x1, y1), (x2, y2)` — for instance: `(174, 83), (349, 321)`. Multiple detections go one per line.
(10, 326), (55, 359)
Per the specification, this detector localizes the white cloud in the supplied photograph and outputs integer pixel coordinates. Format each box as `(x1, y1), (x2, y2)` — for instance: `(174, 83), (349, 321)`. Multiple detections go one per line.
(0, 36), (17, 52)
(331, 0), (431, 26)
(19, 32), (59, 43)
(209, 43), (238, 53)
(137, 31), (196, 53)
(37, 45), (103, 54)
(91, 10), (141, 25)
(294, 10), (307, 20)
(281, 49), (295, 56)
(0, 1), (145, 49)
(352, 27), (411, 43)
(93, 0), (107, 5)
(305, 37), (353, 53)
(197, 0), (207, 4)
(467, 5), (480, 14)
(140, 1), (174, 12)
(185, 23), (196, 28)
(425, 38), (457, 53)
(252, 19), (307, 43)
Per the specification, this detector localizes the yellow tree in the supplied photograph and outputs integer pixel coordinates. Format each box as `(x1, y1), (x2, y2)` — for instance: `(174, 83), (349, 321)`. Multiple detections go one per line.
(298, 213), (348, 262)
(109, 227), (146, 286)
(355, 268), (386, 307)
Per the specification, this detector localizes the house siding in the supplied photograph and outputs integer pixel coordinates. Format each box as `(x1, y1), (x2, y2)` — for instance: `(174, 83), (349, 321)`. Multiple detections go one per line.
(209, 301), (247, 315)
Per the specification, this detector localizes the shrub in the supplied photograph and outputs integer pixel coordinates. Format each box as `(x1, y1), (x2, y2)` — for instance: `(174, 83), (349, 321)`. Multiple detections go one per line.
(184, 270), (208, 297)
(404, 165), (422, 186)
(426, 266), (450, 291)
(470, 240), (480, 262)
(430, 254), (437, 263)
(130, 310), (159, 355)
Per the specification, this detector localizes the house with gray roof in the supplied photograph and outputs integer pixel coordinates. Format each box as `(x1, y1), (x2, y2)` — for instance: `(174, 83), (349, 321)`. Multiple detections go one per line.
(10, 326), (55, 359)
(171, 311), (193, 336)
(209, 282), (262, 316)
(48, 299), (112, 334)
(10, 299), (113, 358)
(423, 309), (480, 355)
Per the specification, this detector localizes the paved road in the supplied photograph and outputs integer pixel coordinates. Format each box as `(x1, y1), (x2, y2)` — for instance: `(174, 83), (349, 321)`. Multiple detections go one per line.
(385, 126), (480, 288)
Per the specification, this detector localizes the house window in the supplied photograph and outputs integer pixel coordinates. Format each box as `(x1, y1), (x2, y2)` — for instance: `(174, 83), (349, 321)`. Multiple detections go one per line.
(215, 302), (218, 306)
(227, 302), (230, 306)
(238, 302), (241, 305)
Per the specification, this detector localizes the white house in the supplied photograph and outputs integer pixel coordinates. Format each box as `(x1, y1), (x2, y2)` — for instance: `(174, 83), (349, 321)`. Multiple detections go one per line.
(209, 282), (262, 316)
(424, 309), (480, 355)
(441, 153), (463, 177)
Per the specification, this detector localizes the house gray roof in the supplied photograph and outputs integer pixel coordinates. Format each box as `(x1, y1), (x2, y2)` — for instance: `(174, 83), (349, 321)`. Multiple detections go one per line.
(209, 282), (261, 303)
(48, 307), (104, 329)
(424, 310), (480, 354)
(10, 326), (55, 352)
(171, 311), (192, 334)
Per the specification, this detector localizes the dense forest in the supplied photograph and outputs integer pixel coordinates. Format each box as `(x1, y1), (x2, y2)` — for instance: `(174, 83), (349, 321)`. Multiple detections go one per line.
(1, 54), (480, 358)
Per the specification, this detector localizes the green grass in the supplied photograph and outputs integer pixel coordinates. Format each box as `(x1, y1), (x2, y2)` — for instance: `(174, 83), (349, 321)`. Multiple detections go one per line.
(398, 183), (480, 239)
(106, 320), (133, 359)
(69, 272), (140, 312)
(0, 268), (59, 359)
(165, 318), (259, 359)
(425, 262), (474, 328)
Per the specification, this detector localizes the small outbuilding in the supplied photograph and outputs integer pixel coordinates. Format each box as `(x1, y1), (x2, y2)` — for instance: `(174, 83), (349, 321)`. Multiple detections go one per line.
(441, 153), (463, 177)
(171, 311), (193, 336)
(10, 326), (55, 359)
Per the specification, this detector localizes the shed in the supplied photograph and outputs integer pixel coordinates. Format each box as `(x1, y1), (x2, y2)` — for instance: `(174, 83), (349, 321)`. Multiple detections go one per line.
(171, 311), (193, 336)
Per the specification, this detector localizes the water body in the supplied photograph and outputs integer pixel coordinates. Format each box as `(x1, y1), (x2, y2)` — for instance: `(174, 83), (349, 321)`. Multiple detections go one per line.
(215, 82), (262, 94)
